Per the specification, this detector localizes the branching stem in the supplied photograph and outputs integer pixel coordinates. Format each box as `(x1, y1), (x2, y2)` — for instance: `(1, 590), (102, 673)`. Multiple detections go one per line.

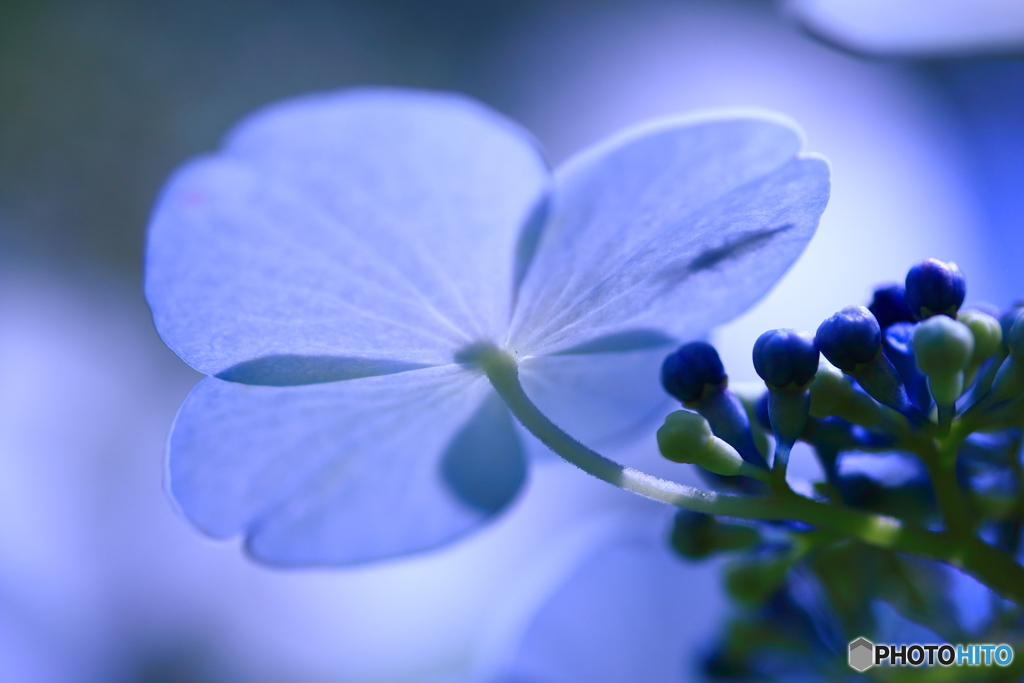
(479, 346), (1024, 604)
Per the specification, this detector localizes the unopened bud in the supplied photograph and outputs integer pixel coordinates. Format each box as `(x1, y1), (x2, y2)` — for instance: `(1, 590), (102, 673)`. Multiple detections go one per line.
(753, 329), (819, 390)
(914, 317), (974, 375)
(816, 306), (880, 372)
(808, 357), (849, 418)
(661, 342), (726, 404)
(657, 410), (745, 476)
(958, 309), (1002, 364)
(913, 316), (973, 406)
(905, 258), (966, 320)
(868, 283), (914, 329)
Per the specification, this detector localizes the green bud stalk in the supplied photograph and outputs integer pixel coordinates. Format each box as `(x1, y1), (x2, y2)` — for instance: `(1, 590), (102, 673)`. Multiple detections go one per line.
(808, 358), (892, 429)
(657, 410), (764, 479)
(764, 388), (809, 478)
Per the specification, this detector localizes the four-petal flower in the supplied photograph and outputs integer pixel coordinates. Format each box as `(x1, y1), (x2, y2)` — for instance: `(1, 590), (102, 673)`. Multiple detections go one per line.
(146, 87), (829, 565)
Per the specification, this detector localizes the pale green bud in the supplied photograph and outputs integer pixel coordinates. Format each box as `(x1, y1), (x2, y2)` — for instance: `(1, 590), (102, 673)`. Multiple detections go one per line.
(958, 309), (1002, 364)
(990, 356), (1024, 403)
(913, 316), (974, 376)
(657, 410), (744, 476)
(914, 316), (974, 406)
(808, 357), (850, 418)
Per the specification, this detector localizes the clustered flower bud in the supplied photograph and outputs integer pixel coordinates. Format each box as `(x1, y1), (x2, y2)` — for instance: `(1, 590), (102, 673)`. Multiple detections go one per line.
(753, 329), (819, 474)
(815, 306), (880, 372)
(868, 283), (915, 330)
(753, 329), (819, 390)
(816, 305), (916, 418)
(661, 342), (768, 472)
(912, 315), (973, 407)
(661, 342), (726, 403)
(657, 410), (746, 476)
(956, 309), (1002, 387)
(904, 258), (966, 320)
(959, 309), (1002, 362)
(658, 256), (1024, 677)
(659, 258), (1024, 491)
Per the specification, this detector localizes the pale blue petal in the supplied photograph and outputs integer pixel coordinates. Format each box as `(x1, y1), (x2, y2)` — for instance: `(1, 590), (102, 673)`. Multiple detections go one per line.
(146, 88), (549, 378)
(787, 0), (1024, 57)
(519, 344), (675, 449)
(498, 525), (725, 683)
(167, 365), (527, 565)
(508, 113), (829, 356)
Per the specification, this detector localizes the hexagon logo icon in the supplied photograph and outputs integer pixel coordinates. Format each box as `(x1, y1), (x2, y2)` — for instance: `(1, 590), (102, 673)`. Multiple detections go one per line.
(849, 637), (875, 672)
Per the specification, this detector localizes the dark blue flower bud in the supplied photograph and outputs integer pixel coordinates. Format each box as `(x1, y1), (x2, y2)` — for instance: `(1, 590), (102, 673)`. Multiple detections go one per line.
(662, 343), (767, 472)
(753, 329), (819, 389)
(816, 306), (923, 420)
(752, 329), (819, 478)
(815, 306), (880, 372)
(661, 342), (726, 403)
(868, 283), (914, 330)
(904, 258), (966, 320)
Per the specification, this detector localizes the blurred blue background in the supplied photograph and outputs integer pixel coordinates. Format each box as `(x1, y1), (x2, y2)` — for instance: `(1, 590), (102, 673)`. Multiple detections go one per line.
(2, 1), (1022, 681)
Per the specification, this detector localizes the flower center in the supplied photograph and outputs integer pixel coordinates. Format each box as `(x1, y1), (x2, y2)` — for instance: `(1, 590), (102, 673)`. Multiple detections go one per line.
(454, 342), (517, 373)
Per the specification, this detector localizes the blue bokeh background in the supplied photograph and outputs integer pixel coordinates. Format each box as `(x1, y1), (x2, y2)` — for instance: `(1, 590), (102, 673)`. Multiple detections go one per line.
(2, 1), (1022, 681)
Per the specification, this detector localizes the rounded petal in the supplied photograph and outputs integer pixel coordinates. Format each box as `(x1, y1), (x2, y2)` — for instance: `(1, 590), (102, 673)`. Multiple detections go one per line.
(786, 0), (1024, 58)
(508, 113), (829, 356)
(167, 365), (527, 566)
(146, 88), (550, 378)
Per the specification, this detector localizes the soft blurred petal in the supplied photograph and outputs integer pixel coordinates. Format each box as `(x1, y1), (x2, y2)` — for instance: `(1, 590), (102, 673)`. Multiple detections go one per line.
(509, 114), (829, 355)
(468, 511), (726, 683)
(146, 88), (550, 378)
(170, 366), (527, 565)
(786, 0), (1024, 57)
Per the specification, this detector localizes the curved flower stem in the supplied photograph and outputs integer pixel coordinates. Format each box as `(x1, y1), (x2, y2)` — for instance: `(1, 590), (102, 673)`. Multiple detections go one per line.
(479, 347), (1024, 604)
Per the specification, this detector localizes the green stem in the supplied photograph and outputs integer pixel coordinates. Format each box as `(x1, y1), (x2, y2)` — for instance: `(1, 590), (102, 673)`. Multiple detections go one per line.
(928, 420), (972, 540)
(772, 440), (792, 485)
(478, 346), (1024, 604)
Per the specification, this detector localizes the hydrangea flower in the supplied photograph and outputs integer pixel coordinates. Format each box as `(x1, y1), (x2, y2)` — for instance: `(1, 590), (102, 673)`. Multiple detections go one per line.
(145, 87), (829, 566)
